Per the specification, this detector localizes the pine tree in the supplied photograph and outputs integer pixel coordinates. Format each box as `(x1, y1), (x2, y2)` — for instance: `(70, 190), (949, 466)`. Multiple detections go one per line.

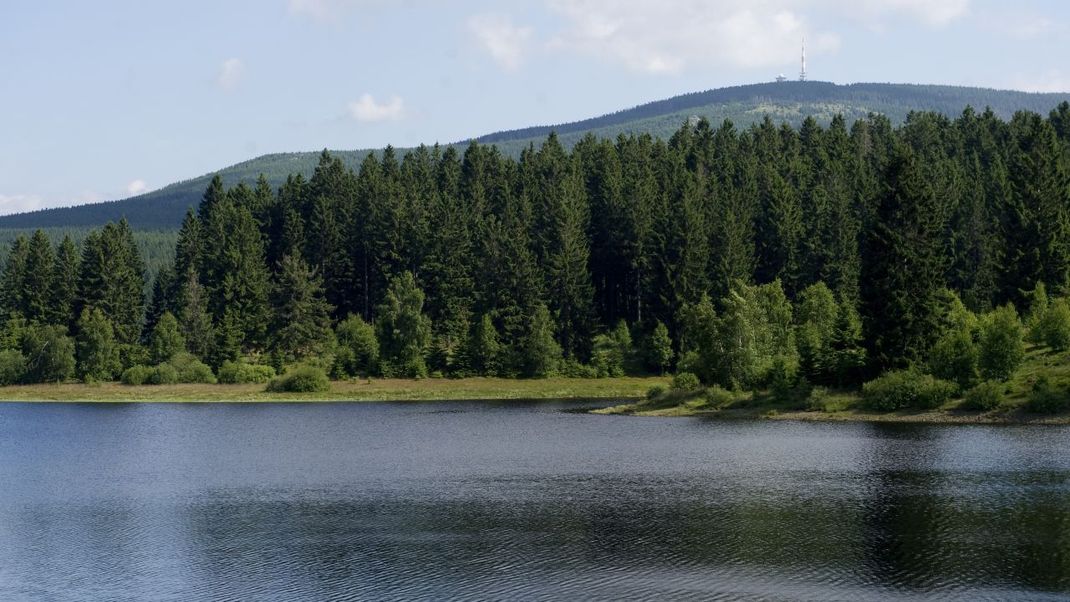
(198, 174), (226, 224)
(465, 314), (501, 377)
(144, 263), (175, 339)
(202, 197), (271, 349)
(51, 235), (79, 326)
(861, 144), (947, 367)
(645, 321), (673, 375)
(1002, 113), (1070, 300)
(177, 270), (213, 360)
(375, 271), (432, 378)
(270, 255), (335, 365)
(76, 221), (145, 345)
(1, 235), (29, 319)
(23, 230), (56, 323)
(519, 303), (561, 378)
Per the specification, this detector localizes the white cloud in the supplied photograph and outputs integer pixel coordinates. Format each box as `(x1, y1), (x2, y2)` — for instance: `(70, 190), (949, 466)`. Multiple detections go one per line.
(847, 0), (969, 27)
(1010, 70), (1070, 93)
(543, 0), (971, 74)
(546, 0), (839, 74)
(347, 94), (405, 122)
(978, 11), (1058, 39)
(126, 179), (149, 195)
(287, 0), (340, 20)
(287, 0), (394, 21)
(468, 13), (534, 71)
(0, 194), (47, 216)
(216, 58), (244, 91)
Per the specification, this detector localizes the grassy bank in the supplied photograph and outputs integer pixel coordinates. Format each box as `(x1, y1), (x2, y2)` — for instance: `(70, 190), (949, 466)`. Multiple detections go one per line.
(0, 376), (667, 403)
(596, 346), (1070, 425)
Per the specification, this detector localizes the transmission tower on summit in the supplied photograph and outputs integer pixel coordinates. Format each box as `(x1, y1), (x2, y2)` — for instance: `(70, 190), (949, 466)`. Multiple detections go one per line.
(799, 38), (807, 81)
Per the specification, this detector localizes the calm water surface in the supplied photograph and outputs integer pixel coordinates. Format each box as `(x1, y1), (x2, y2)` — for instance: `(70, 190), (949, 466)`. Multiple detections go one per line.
(1, 401), (1070, 601)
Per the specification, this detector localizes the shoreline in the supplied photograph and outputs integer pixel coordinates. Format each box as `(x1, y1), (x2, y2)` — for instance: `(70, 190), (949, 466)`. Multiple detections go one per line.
(0, 377), (665, 403)
(593, 399), (1070, 425)
(2, 378), (1067, 424)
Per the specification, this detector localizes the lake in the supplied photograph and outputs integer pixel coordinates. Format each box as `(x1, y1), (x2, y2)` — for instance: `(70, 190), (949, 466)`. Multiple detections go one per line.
(1, 401), (1069, 601)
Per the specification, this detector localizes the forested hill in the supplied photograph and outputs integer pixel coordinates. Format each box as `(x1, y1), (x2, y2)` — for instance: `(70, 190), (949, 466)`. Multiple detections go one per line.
(4, 80), (1067, 230)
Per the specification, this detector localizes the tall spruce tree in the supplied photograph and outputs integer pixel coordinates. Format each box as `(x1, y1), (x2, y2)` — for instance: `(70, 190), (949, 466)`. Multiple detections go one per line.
(862, 143), (947, 367)
(75, 221), (145, 345)
(23, 230), (56, 324)
(51, 235), (79, 326)
(270, 255), (335, 364)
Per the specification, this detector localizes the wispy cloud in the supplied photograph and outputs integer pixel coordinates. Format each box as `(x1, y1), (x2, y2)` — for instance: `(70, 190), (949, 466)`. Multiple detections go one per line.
(0, 194), (47, 215)
(468, 13), (534, 71)
(546, 0), (839, 74)
(848, 0), (970, 27)
(542, 0), (973, 74)
(1010, 70), (1070, 93)
(126, 179), (149, 195)
(347, 94), (405, 122)
(287, 0), (395, 22)
(216, 58), (244, 91)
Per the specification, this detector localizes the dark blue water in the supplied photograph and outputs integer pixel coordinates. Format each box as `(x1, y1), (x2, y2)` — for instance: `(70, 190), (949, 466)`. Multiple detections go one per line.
(1, 401), (1070, 601)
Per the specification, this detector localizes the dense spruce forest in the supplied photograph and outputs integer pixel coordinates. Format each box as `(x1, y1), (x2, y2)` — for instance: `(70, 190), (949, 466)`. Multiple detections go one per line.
(2, 103), (1070, 400)
(4, 81), (1067, 231)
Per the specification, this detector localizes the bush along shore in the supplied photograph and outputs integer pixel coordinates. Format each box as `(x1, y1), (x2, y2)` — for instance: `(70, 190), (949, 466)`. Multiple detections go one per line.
(597, 340), (1070, 425)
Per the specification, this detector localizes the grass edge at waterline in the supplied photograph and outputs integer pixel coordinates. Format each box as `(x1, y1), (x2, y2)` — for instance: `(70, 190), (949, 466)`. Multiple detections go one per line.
(0, 376), (667, 403)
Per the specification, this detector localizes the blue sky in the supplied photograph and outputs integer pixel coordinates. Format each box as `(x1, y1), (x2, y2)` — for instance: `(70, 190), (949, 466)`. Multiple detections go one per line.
(1, 0), (1068, 215)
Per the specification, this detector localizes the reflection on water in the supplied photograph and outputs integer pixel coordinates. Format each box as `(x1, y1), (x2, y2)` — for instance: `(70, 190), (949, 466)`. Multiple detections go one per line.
(1, 402), (1069, 600)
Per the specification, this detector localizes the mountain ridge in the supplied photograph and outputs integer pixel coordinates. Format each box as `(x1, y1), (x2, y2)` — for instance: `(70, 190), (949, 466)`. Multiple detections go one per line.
(4, 80), (1068, 230)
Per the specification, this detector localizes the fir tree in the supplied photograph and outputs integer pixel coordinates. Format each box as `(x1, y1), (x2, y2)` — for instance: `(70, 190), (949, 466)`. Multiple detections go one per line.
(23, 230), (56, 323)
(177, 270), (213, 360)
(51, 235), (79, 326)
(375, 271), (432, 378)
(270, 255), (335, 365)
(519, 303), (561, 378)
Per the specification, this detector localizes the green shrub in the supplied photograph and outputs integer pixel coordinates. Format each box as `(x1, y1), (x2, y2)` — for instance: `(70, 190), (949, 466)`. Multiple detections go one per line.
(704, 385), (735, 407)
(334, 314), (380, 378)
(862, 370), (957, 411)
(927, 326), (978, 391)
(266, 365), (330, 393)
(675, 351), (703, 380)
(1038, 299), (1070, 351)
(645, 385), (666, 400)
(121, 365), (154, 386)
(1026, 376), (1069, 414)
(806, 386), (832, 411)
(168, 353), (216, 384)
(671, 372), (701, 392)
(0, 349), (26, 385)
(961, 380), (1004, 411)
(218, 361), (276, 384)
(149, 363), (179, 385)
(978, 305), (1025, 381)
(768, 355), (799, 401)
(560, 358), (597, 378)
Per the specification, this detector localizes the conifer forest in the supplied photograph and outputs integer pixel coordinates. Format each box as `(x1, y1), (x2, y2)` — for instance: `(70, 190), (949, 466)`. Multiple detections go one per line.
(2, 104), (1070, 398)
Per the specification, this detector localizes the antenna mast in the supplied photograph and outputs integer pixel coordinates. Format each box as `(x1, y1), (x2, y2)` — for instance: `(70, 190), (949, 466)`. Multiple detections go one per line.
(799, 37), (807, 81)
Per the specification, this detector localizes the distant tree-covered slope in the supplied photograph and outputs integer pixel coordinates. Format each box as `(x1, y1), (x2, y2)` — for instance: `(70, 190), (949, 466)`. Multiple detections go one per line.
(3, 80), (1067, 230)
